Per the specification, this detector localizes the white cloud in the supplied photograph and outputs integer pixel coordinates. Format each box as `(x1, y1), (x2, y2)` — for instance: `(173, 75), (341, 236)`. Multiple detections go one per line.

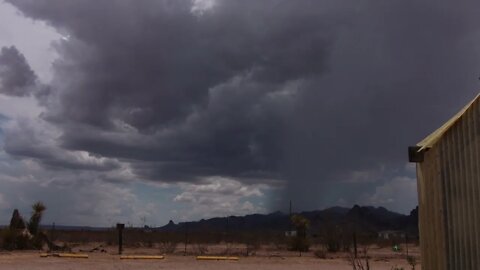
(0, 166), (168, 226)
(191, 0), (216, 15)
(173, 177), (268, 220)
(362, 176), (418, 213)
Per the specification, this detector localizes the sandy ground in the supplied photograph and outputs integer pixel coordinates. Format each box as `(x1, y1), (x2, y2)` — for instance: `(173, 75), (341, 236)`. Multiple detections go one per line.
(0, 245), (421, 270)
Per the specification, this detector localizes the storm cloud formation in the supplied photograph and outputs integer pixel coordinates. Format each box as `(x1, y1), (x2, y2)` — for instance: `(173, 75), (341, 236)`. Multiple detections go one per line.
(2, 0), (480, 213)
(0, 46), (36, 96)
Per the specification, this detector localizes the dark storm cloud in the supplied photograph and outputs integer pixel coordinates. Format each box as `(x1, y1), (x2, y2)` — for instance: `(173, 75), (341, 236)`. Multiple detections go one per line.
(0, 46), (37, 96)
(6, 0), (331, 179)
(5, 0), (480, 211)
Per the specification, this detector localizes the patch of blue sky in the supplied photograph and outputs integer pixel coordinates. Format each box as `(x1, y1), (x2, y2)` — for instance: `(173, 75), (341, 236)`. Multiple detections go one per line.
(130, 182), (182, 227)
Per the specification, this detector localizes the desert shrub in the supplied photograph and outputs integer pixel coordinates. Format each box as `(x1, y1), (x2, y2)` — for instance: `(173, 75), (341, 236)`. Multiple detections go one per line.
(318, 222), (343, 252)
(0, 229), (3, 249)
(288, 235), (310, 252)
(193, 243), (208, 255)
(314, 248), (327, 259)
(271, 233), (287, 251)
(1, 228), (30, 250)
(406, 256), (417, 270)
(242, 233), (260, 256)
(245, 242), (260, 256)
(1, 229), (15, 250)
(159, 241), (177, 254)
(325, 237), (340, 252)
(349, 246), (370, 270)
(146, 239), (154, 248)
(31, 234), (44, 250)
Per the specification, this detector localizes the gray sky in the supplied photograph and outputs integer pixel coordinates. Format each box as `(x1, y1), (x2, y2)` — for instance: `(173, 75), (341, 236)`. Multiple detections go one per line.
(0, 0), (479, 226)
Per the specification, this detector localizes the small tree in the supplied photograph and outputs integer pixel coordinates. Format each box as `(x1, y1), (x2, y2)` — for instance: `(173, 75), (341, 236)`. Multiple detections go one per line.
(9, 210), (26, 230)
(289, 214), (310, 254)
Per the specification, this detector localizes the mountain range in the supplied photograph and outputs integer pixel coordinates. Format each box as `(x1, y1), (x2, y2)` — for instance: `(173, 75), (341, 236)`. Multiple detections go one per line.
(156, 205), (419, 235)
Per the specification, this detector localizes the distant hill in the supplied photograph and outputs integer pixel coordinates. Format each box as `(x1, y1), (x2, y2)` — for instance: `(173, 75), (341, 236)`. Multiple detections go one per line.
(155, 205), (419, 235)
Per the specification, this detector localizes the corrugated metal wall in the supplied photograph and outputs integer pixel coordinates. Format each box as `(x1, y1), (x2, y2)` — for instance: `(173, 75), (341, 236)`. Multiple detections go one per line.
(417, 98), (480, 270)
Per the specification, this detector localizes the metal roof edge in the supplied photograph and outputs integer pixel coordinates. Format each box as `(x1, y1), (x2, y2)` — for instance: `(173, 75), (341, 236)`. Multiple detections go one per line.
(416, 93), (480, 151)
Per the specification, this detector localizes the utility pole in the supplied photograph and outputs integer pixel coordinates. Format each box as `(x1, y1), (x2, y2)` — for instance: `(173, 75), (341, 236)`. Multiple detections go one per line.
(288, 200), (292, 232)
(51, 222), (55, 242)
(289, 200), (292, 217)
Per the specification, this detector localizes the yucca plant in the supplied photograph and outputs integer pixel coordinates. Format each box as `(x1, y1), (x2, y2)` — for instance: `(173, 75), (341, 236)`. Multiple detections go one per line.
(27, 202), (46, 237)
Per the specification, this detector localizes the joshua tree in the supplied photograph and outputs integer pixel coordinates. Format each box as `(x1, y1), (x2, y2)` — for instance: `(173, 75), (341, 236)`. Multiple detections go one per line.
(28, 202), (46, 236)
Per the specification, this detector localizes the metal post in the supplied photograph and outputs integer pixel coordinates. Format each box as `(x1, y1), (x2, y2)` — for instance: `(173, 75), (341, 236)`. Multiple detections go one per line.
(405, 233), (409, 257)
(353, 231), (358, 258)
(117, 223), (125, 255)
(289, 200), (292, 232)
(51, 222), (55, 242)
(225, 217), (229, 254)
(184, 223), (188, 256)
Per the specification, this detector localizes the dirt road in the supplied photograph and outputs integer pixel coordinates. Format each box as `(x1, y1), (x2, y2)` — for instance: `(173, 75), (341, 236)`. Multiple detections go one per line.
(0, 251), (417, 270)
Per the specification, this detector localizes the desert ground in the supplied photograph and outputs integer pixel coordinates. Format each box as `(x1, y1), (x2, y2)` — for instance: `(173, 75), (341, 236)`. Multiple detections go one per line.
(0, 244), (421, 270)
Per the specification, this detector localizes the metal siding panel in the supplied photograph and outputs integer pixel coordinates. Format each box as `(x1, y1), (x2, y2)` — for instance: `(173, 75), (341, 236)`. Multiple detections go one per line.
(454, 121), (468, 270)
(459, 115), (472, 270)
(417, 162), (428, 268)
(419, 146), (447, 270)
(464, 107), (476, 269)
(436, 146), (447, 270)
(416, 98), (480, 270)
(445, 131), (459, 270)
(440, 139), (453, 270)
(473, 103), (480, 267)
(450, 129), (463, 270)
